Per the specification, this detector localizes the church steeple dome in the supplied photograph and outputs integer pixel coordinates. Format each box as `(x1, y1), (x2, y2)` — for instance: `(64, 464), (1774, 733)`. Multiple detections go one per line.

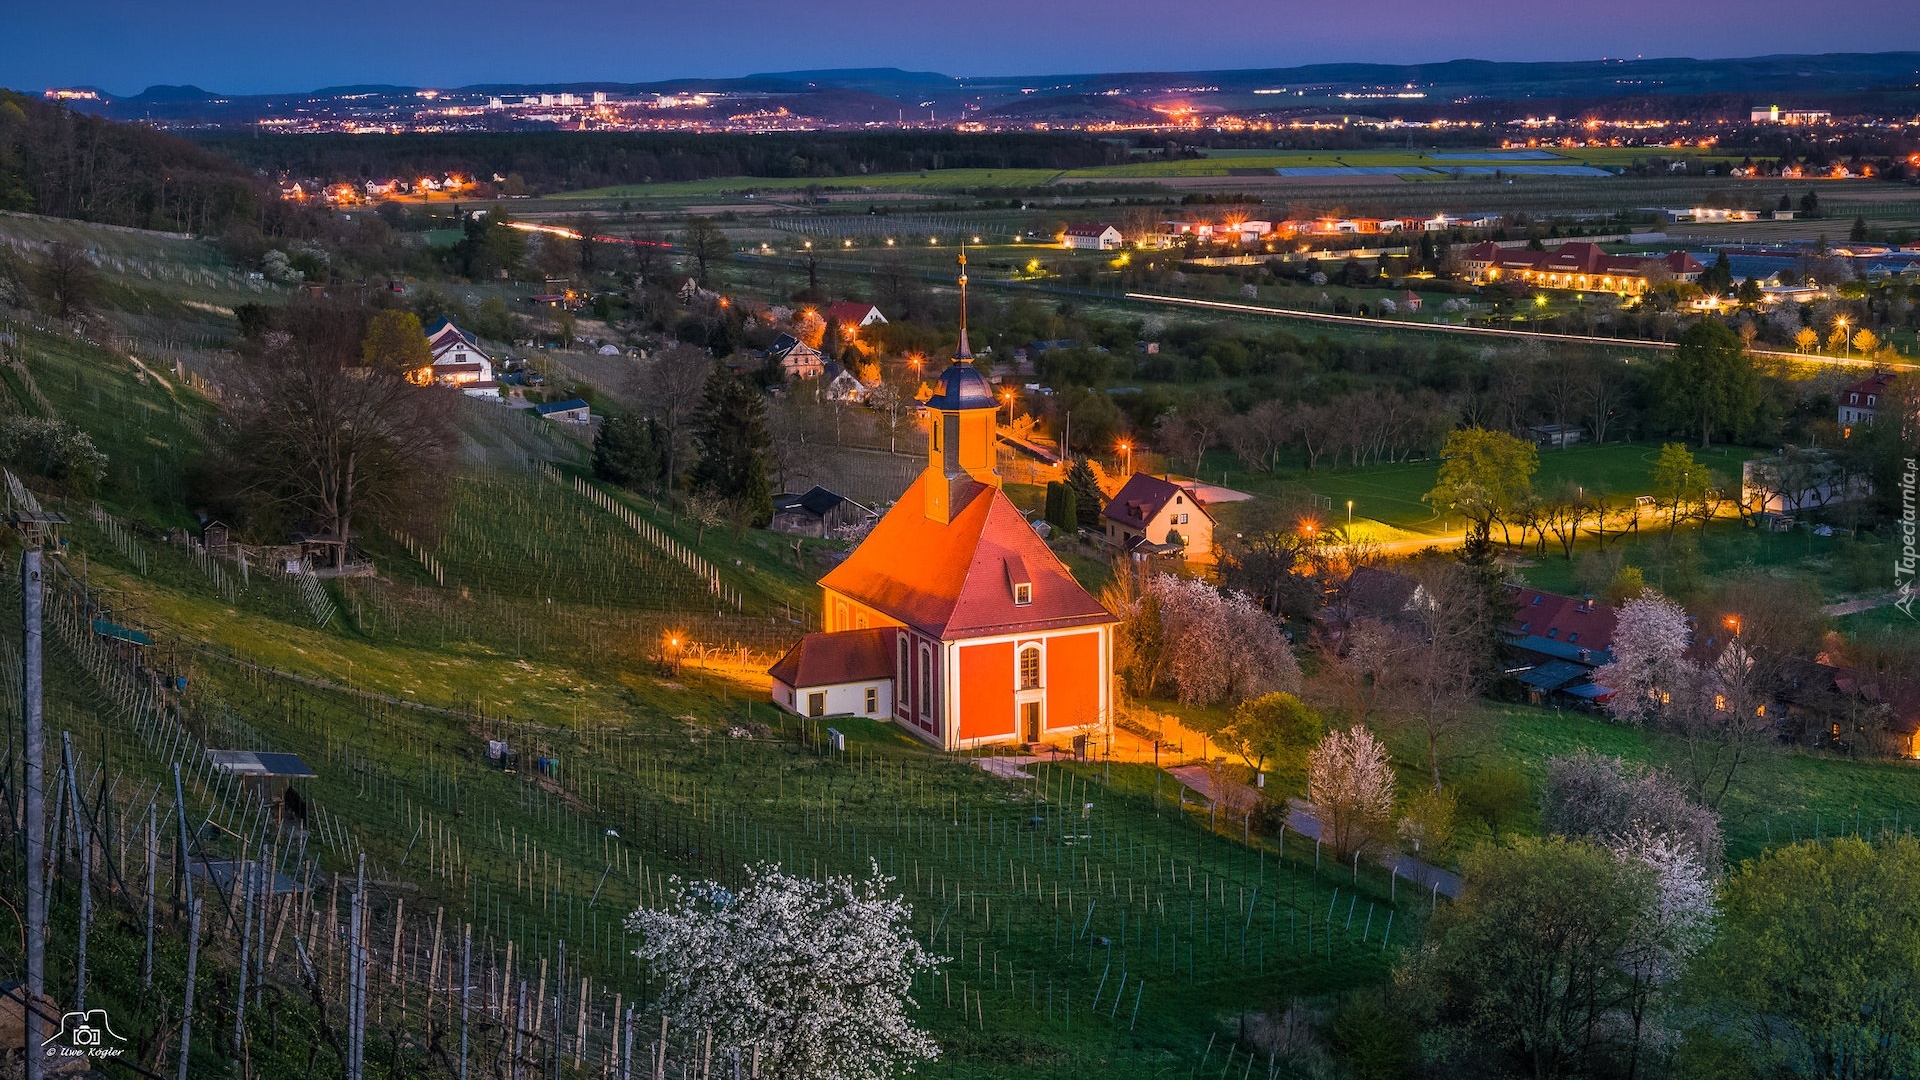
(923, 249), (1000, 523)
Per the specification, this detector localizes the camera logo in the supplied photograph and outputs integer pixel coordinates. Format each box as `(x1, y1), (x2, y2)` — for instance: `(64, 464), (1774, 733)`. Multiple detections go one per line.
(43, 1008), (126, 1059)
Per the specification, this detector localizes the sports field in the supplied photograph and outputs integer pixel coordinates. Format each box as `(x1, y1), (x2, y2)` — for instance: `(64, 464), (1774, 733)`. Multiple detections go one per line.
(1217, 441), (1760, 535)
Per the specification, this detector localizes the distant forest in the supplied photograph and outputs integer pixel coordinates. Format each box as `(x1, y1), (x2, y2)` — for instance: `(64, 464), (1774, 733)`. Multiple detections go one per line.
(195, 131), (1128, 191)
(0, 91), (263, 234)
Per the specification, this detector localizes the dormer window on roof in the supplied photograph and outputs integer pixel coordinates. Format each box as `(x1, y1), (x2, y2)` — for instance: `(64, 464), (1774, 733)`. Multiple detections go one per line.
(1006, 555), (1033, 606)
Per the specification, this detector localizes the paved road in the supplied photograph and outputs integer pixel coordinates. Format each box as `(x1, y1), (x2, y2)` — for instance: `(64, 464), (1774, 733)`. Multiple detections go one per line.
(1168, 765), (1463, 900)
(1126, 292), (1915, 373)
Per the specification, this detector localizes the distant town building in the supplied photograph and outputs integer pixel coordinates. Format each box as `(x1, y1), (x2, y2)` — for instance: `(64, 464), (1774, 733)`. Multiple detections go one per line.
(1463, 241), (1704, 294)
(1061, 223), (1124, 250)
(1750, 105), (1832, 125)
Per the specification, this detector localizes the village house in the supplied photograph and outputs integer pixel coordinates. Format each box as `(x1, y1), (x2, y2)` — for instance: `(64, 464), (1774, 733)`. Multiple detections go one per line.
(1100, 473), (1215, 561)
(824, 301), (887, 328)
(421, 319), (501, 397)
(1838, 370), (1898, 428)
(1463, 241), (1704, 294)
(768, 333), (826, 380)
(821, 361), (874, 403)
(768, 258), (1117, 749)
(1061, 223), (1125, 250)
(1506, 586), (1618, 706)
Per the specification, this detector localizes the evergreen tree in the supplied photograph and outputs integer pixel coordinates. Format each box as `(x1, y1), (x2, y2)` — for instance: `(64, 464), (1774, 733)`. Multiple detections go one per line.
(592, 413), (663, 493)
(1044, 481), (1078, 534)
(1067, 458), (1104, 530)
(691, 367), (773, 526)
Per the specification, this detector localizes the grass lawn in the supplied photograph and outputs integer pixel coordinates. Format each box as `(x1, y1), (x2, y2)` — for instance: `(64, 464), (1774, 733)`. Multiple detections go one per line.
(1485, 703), (1920, 863)
(555, 168), (1067, 201)
(1210, 442), (1761, 536)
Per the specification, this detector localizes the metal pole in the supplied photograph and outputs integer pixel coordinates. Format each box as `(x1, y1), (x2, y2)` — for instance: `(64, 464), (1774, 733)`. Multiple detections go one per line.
(460, 923), (472, 1080)
(62, 732), (91, 1012)
(178, 897), (203, 1080)
(22, 550), (46, 1080)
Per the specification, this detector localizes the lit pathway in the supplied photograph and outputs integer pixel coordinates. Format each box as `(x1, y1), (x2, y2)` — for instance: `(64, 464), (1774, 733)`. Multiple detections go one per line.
(1167, 765), (1464, 900)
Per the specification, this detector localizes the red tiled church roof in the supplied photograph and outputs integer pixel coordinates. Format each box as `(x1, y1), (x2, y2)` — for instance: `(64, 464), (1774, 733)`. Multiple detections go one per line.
(820, 473), (1113, 639)
(768, 628), (894, 688)
(1467, 241), (1703, 279)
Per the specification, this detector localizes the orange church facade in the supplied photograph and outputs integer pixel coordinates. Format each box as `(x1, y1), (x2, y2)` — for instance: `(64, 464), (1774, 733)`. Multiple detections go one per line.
(769, 266), (1116, 750)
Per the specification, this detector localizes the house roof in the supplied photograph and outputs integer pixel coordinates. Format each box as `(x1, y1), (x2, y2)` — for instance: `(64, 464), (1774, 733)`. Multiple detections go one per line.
(534, 398), (590, 415)
(1506, 587), (1617, 660)
(1063, 223), (1120, 237)
(773, 486), (850, 519)
(1341, 566), (1424, 623)
(425, 319), (483, 351)
(1841, 370), (1896, 401)
(825, 301), (883, 325)
(768, 628), (895, 689)
(1515, 659), (1591, 692)
(819, 473), (1113, 639)
(1102, 473), (1211, 529)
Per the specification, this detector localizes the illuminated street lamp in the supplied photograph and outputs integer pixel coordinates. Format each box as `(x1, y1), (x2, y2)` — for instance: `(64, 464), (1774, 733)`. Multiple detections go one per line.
(1117, 440), (1132, 475)
(1835, 316), (1850, 356)
(1002, 388), (1016, 427)
(1347, 499), (1354, 530)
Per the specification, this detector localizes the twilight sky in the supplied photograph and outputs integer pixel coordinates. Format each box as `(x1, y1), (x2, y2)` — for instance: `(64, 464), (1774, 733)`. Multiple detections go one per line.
(8, 0), (1913, 95)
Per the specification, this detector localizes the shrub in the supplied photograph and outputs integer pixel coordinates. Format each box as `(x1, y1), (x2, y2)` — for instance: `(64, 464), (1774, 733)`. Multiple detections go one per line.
(1452, 765), (1531, 835)
(0, 414), (107, 493)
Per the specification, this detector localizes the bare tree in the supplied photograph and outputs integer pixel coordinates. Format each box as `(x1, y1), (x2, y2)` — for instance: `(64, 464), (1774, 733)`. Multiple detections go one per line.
(219, 332), (455, 568)
(631, 345), (712, 487)
(33, 242), (101, 321)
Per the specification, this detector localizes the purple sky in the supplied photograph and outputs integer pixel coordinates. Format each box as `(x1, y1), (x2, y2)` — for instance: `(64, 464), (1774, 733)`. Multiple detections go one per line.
(8, 0), (1914, 95)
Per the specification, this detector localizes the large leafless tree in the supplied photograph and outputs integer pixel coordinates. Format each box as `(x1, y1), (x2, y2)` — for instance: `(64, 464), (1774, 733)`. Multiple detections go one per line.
(219, 326), (454, 567)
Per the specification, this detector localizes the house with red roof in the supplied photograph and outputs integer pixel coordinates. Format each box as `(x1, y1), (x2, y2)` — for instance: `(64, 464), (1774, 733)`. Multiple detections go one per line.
(769, 257), (1117, 749)
(1061, 223), (1124, 250)
(824, 301), (887, 328)
(1463, 241), (1703, 294)
(1838, 370), (1898, 428)
(1101, 473), (1215, 562)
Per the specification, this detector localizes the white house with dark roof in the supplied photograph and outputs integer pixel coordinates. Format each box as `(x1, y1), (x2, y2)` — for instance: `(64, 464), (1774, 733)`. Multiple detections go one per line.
(1061, 223), (1124, 250)
(422, 319), (499, 397)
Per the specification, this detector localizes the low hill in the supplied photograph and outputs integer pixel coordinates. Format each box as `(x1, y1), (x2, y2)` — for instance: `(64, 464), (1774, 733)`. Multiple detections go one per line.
(0, 89), (264, 233)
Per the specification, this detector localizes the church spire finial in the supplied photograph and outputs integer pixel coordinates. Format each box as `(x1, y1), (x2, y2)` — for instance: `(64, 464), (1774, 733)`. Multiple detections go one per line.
(954, 243), (972, 360)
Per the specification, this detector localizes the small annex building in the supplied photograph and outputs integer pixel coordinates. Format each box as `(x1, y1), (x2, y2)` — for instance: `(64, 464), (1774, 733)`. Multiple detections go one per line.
(768, 254), (1117, 749)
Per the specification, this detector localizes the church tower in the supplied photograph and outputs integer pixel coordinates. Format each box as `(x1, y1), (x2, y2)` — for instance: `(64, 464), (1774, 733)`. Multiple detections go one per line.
(922, 248), (1000, 524)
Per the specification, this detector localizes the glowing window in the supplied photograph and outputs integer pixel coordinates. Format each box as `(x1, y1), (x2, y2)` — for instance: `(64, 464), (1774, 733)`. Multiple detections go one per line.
(1019, 647), (1041, 690)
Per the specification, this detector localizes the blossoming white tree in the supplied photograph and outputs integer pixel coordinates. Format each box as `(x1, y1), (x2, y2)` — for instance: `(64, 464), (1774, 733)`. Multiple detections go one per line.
(1595, 589), (1699, 725)
(1147, 573), (1301, 705)
(1613, 824), (1717, 983)
(1307, 725), (1396, 859)
(627, 861), (943, 1080)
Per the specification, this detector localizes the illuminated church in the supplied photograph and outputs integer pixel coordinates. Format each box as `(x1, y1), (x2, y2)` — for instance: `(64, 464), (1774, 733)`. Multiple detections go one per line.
(769, 256), (1117, 749)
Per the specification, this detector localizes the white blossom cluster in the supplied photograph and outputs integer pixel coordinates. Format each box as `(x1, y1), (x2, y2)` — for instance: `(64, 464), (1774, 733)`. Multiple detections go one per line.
(627, 861), (942, 1080)
(1595, 589), (1700, 725)
(1307, 725), (1397, 858)
(1146, 573), (1301, 705)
